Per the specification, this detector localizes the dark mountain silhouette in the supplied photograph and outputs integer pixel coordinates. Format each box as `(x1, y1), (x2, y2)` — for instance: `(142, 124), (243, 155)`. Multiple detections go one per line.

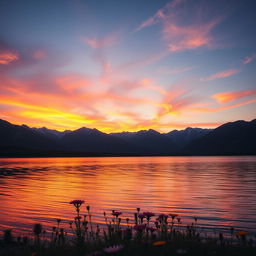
(0, 118), (255, 156)
(165, 127), (212, 149)
(183, 119), (256, 155)
(31, 127), (71, 140)
(111, 129), (177, 154)
(0, 119), (61, 151)
(60, 127), (137, 154)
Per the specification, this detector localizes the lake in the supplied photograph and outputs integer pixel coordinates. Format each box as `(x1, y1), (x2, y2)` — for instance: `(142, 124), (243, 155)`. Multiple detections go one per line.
(0, 156), (256, 235)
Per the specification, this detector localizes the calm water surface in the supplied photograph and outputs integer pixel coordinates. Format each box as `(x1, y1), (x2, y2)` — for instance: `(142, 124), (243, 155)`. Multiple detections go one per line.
(0, 156), (256, 234)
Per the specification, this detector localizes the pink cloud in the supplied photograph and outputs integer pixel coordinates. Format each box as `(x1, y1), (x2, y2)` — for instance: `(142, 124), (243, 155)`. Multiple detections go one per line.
(135, 0), (184, 32)
(163, 20), (219, 52)
(243, 53), (256, 64)
(201, 68), (240, 81)
(212, 89), (256, 103)
(82, 33), (118, 49)
(0, 50), (19, 64)
(194, 99), (256, 113)
(55, 74), (91, 92)
(135, 0), (222, 52)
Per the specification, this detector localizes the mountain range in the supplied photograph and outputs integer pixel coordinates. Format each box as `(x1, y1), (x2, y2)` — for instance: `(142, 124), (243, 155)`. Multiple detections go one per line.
(0, 118), (255, 157)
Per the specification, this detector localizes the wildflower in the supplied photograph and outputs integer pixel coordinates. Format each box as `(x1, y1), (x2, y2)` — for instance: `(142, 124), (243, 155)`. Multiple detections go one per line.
(138, 213), (146, 219)
(86, 205), (90, 211)
(134, 224), (146, 231)
(143, 211), (155, 219)
(69, 200), (85, 206)
(112, 210), (122, 217)
(158, 214), (169, 221)
(104, 245), (124, 253)
(176, 249), (187, 254)
(169, 213), (178, 219)
(153, 240), (166, 246)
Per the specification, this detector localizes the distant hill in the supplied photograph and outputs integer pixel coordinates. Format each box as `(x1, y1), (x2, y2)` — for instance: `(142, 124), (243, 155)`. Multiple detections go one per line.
(111, 129), (177, 154)
(165, 127), (212, 149)
(31, 127), (71, 140)
(183, 119), (256, 155)
(61, 127), (137, 154)
(0, 118), (255, 156)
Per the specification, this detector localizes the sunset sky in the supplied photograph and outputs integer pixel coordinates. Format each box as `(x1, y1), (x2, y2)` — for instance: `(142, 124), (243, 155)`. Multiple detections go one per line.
(0, 0), (256, 132)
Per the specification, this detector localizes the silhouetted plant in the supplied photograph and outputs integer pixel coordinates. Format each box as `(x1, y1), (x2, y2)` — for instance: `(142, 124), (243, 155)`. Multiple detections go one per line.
(3, 229), (13, 244)
(1, 201), (255, 256)
(33, 223), (43, 245)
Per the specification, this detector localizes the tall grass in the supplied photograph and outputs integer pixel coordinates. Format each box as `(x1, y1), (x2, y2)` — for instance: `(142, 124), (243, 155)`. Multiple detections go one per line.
(0, 200), (255, 256)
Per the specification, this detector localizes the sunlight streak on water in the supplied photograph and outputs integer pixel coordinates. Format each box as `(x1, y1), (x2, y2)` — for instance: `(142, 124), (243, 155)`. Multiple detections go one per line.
(0, 156), (256, 234)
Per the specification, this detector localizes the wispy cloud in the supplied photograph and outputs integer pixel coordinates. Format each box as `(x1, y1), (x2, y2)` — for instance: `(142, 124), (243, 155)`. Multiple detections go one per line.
(201, 68), (240, 81)
(212, 89), (256, 103)
(135, 0), (222, 52)
(163, 20), (219, 52)
(194, 99), (256, 113)
(158, 65), (194, 74)
(82, 33), (118, 49)
(135, 0), (184, 32)
(0, 50), (19, 64)
(243, 53), (256, 64)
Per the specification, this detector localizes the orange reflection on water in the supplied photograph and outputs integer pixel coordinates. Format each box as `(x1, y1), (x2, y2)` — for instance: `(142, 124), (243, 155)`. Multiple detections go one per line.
(0, 156), (256, 234)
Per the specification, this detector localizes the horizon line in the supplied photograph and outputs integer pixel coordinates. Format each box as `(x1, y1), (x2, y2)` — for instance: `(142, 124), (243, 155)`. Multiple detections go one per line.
(2, 117), (254, 134)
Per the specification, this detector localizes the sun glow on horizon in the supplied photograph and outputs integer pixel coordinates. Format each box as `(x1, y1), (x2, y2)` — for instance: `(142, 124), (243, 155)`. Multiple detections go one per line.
(0, 0), (255, 132)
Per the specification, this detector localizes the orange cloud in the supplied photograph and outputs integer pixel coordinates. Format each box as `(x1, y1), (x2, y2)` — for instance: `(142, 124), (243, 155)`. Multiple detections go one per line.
(55, 74), (91, 92)
(0, 70), (204, 132)
(194, 99), (256, 113)
(0, 50), (19, 64)
(212, 89), (256, 103)
(243, 53), (256, 64)
(201, 68), (240, 81)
